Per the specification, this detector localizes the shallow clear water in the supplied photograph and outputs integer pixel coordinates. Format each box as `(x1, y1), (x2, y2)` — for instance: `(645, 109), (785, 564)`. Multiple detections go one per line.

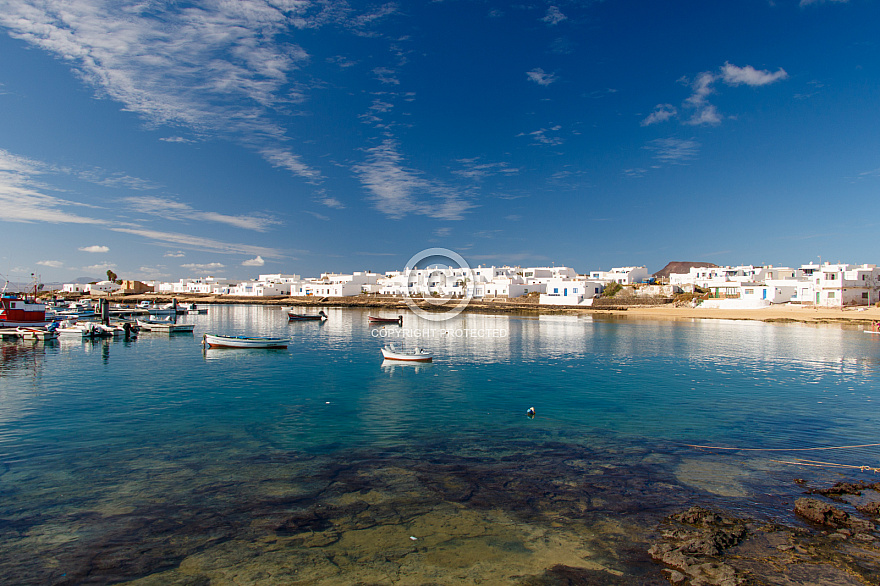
(2, 306), (879, 584)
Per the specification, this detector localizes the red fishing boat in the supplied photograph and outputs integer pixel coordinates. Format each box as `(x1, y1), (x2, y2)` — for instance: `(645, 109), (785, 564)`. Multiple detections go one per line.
(0, 293), (51, 327)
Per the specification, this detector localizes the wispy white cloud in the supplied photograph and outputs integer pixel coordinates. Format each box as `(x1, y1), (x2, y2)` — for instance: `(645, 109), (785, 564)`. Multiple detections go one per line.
(241, 255), (265, 266)
(123, 196), (280, 232)
(651, 63), (788, 127)
(74, 169), (161, 190)
(720, 63), (788, 86)
(541, 7), (567, 25)
(79, 245), (109, 253)
(686, 63), (786, 125)
(259, 147), (323, 182)
(160, 136), (197, 144)
(316, 195), (345, 209)
(373, 67), (400, 85)
(82, 262), (117, 272)
(623, 168), (647, 178)
(0, 1), (337, 182)
(304, 210), (330, 221)
(518, 126), (564, 146)
(111, 227), (282, 258)
(453, 158), (519, 180)
(181, 262), (226, 273)
(37, 260), (64, 268)
(526, 68), (558, 86)
(0, 149), (105, 225)
(327, 55), (358, 68)
(799, 0), (849, 6)
(641, 104), (678, 126)
(354, 140), (474, 221)
(135, 266), (170, 279)
(164, 250), (186, 258)
(644, 138), (700, 164)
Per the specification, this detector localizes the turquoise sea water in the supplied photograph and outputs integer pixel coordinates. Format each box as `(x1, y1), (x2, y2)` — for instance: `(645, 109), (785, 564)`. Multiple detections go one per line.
(2, 306), (879, 584)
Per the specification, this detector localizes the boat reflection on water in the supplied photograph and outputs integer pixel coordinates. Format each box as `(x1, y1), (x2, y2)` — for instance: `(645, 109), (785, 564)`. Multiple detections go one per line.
(203, 347), (289, 361)
(0, 340), (53, 375)
(380, 359), (434, 375)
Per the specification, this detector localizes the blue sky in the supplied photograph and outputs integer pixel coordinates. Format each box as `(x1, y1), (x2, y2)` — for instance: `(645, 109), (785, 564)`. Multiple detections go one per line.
(1, 0), (878, 284)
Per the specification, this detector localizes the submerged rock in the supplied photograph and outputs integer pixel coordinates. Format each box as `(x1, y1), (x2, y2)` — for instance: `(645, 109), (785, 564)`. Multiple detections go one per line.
(794, 497), (875, 534)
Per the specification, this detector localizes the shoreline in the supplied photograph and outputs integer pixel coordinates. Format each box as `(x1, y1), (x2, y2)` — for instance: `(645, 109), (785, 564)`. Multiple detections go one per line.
(108, 293), (880, 326)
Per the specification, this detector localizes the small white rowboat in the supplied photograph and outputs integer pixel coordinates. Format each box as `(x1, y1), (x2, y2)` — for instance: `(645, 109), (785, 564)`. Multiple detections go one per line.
(380, 345), (433, 362)
(203, 333), (289, 349)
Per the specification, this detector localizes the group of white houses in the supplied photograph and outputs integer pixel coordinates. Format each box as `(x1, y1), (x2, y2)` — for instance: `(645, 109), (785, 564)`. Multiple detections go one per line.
(668, 263), (880, 307)
(58, 261), (880, 308)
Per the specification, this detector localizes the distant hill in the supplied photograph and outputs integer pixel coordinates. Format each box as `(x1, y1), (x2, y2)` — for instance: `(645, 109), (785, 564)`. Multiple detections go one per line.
(653, 261), (718, 279)
(2, 276), (98, 293)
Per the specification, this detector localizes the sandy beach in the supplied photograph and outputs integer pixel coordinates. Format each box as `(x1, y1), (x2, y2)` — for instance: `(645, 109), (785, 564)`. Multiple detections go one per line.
(616, 303), (880, 325)
(118, 293), (880, 327)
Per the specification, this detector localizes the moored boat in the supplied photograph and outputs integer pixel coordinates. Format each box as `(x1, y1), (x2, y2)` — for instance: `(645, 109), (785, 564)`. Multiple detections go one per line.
(288, 310), (327, 321)
(15, 326), (58, 341)
(56, 322), (118, 338)
(0, 293), (51, 327)
(369, 315), (403, 325)
(380, 345), (433, 362)
(203, 333), (289, 349)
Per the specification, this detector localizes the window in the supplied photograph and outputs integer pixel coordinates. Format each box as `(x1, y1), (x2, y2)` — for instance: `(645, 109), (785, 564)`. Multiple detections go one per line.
(553, 288), (558, 294)
(824, 273), (837, 280)
(573, 288), (579, 294)
(863, 292), (869, 299)
(744, 289), (754, 295)
(828, 292), (836, 299)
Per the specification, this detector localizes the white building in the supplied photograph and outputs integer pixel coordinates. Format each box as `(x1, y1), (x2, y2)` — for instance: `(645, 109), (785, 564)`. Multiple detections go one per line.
(293, 272), (381, 297)
(86, 280), (121, 294)
(61, 283), (88, 293)
(589, 266), (649, 285)
(539, 278), (604, 305)
(802, 263), (880, 307)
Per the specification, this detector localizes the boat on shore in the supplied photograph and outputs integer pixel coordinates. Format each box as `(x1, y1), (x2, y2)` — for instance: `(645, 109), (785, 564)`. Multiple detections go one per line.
(136, 319), (195, 333)
(288, 310), (327, 322)
(369, 315), (403, 325)
(380, 345), (433, 362)
(203, 333), (289, 349)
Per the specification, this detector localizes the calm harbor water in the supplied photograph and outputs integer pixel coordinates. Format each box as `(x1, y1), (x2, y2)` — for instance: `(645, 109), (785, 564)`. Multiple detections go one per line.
(1, 305), (879, 584)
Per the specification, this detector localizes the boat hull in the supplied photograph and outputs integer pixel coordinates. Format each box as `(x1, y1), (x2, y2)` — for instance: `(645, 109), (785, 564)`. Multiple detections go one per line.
(380, 347), (433, 362)
(369, 316), (402, 324)
(204, 334), (289, 349)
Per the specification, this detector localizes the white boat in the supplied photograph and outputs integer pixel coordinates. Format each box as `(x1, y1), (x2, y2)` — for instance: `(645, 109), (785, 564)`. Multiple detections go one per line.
(56, 322), (118, 338)
(137, 319), (195, 333)
(380, 345), (433, 362)
(15, 327), (58, 341)
(203, 333), (289, 349)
